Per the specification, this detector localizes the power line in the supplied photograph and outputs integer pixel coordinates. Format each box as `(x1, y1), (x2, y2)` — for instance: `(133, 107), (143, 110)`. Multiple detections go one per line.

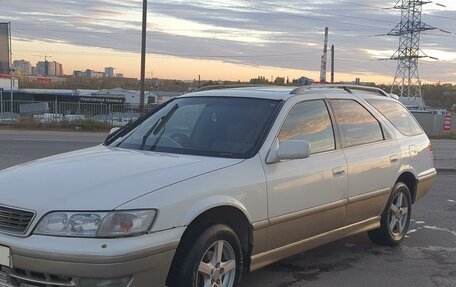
(423, 13), (456, 21)
(208, 0), (392, 30)
(243, 0), (398, 24)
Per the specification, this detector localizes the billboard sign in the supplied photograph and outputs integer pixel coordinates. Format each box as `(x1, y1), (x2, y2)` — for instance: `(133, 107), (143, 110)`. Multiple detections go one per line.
(0, 23), (10, 76)
(80, 96), (124, 104)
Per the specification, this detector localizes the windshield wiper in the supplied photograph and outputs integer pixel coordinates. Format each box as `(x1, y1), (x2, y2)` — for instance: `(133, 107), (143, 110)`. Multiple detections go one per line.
(139, 104), (178, 150)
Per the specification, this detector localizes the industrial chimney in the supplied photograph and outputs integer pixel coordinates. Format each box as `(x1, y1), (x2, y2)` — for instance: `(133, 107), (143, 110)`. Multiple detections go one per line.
(320, 27), (329, 83)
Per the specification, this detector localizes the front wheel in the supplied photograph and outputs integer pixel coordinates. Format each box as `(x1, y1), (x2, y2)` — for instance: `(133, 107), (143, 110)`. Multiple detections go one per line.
(368, 182), (412, 246)
(169, 224), (244, 287)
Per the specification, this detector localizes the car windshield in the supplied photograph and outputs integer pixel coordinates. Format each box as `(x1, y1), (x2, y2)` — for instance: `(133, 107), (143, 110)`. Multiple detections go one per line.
(108, 97), (280, 158)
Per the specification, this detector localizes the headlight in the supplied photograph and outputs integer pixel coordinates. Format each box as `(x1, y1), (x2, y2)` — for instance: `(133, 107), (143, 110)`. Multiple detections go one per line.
(34, 210), (157, 238)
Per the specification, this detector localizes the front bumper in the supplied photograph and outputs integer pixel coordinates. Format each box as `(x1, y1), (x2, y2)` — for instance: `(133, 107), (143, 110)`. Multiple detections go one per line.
(0, 227), (184, 287)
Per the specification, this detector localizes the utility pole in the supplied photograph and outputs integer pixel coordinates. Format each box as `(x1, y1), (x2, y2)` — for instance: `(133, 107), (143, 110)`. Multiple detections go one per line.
(0, 88), (3, 114)
(385, 0), (440, 108)
(8, 22), (13, 113)
(331, 45), (335, 83)
(139, 0), (148, 115)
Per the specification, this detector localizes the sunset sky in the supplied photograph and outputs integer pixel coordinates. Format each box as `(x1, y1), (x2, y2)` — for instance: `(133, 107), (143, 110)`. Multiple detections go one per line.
(2, 0), (456, 83)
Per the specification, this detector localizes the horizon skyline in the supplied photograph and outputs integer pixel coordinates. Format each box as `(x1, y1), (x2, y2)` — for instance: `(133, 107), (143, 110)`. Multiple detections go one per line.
(10, 49), (456, 85)
(3, 1), (456, 84)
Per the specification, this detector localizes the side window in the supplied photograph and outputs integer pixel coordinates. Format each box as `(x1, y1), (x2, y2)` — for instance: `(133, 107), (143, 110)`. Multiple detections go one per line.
(330, 99), (384, 148)
(278, 100), (335, 154)
(367, 99), (423, 136)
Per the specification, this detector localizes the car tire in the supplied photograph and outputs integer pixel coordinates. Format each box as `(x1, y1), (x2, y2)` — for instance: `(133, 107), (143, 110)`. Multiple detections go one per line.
(168, 224), (244, 287)
(368, 182), (412, 246)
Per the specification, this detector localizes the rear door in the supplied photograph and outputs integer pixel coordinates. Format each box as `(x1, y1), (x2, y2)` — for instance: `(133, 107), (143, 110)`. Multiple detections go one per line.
(329, 99), (400, 225)
(263, 99), (348, 250)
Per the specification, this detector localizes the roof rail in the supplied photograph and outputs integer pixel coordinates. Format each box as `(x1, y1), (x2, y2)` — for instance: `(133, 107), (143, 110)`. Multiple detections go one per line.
(290, 84), (394, 98)
(192, 84), (270, 92)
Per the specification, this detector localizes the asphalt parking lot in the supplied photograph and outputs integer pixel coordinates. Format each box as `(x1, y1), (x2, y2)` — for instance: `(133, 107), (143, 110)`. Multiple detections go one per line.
(0, 128), (455, 287)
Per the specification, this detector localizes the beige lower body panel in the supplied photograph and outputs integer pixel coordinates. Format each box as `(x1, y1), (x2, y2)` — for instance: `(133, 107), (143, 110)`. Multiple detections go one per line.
(345, 188), (390, 225)
(252, 221), (268, 255)
(250, 217), (380, 271)
(416, 169), (437, 201)
(266, 205), (346, 251)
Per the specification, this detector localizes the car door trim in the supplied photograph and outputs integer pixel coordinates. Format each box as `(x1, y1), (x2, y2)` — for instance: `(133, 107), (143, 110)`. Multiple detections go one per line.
(348, 187), (391, 204)
(268, 199), (348, 227)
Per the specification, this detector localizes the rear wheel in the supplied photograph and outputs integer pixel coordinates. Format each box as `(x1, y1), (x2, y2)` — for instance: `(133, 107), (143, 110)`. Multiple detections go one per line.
(168, 224), (243, 287)
(368, 182), (412, 246)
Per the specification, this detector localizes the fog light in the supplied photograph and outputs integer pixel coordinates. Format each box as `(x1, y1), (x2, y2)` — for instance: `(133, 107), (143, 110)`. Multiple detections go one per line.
(79, 277), (132, 287)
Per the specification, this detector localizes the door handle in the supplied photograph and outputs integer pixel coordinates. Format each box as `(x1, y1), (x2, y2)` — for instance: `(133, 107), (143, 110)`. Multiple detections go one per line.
(332, 167), (345, 177)
(390, 154), (399, 163)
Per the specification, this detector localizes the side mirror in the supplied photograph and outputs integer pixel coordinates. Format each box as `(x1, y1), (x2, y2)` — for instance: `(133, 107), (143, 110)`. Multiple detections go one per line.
(109, 127), (120, 135)
(266, 139), (311, 163)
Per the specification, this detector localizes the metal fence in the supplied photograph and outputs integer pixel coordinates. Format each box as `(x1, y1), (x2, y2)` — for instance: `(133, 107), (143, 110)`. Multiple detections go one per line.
(1, 100), (454, 136)
(0, 100), (158, 126)
(412, 112), (456, 137)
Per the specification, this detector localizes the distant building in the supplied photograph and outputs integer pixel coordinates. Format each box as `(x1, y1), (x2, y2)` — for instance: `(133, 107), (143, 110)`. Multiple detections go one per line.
(149, 91), (183, 105)
(105, 67), (116, 78)
(83, 69), (104, 78)
(36, 61), (47, 76)
(73, 70), (84, 77)
(47, 62), (56, 76)
(55, 62), (63, 76)
(73, 68), (126, 78)
(13, 60), (32, 75)
(293, 76), (312, 85)
(36, 61), (63, 76)
(83, 69), (94, 78)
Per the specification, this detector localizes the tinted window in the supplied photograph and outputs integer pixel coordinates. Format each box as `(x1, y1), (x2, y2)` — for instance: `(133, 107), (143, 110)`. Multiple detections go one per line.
(278, 100), (335, 154)
(330, 99), (384, 147)
(367, 99), (423, 136)
(109, 97), (279, 159)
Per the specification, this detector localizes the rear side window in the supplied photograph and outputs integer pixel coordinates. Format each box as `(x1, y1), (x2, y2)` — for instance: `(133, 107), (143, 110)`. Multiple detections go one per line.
(330, 99), (384, 148)
(278, 100), (335, 154)
(367, 99), (423, 136)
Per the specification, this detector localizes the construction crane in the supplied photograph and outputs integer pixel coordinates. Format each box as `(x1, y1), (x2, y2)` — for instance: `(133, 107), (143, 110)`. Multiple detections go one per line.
(33, 54), (52, 62)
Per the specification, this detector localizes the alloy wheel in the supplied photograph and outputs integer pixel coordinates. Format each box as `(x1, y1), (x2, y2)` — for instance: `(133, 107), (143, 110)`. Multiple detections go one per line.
(197, 240), (237, 287)
(389, 191), (409, 237)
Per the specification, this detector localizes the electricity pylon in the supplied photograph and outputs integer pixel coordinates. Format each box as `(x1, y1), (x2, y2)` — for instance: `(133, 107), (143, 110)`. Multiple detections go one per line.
(387, 0), (436, 108)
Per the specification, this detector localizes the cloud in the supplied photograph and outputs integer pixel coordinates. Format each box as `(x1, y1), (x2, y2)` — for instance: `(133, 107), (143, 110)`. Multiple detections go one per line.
(2, 0), (455, 82)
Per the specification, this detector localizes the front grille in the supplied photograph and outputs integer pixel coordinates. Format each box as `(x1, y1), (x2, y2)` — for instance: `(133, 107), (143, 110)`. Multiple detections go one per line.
(0, 206), (35, 235)
(0, 269), (10, 287)
(5, 268), (75, 287)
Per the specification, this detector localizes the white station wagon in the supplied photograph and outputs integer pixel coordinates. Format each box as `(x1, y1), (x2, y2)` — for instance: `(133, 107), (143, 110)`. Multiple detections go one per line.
(0, 85), (436, 287)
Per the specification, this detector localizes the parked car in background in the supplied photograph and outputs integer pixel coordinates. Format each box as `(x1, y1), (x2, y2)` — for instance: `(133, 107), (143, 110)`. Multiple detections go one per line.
(0, 85), (436, 287)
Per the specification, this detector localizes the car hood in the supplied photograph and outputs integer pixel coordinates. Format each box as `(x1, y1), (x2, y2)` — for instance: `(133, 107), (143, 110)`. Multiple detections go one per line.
(0, 145), (243, 214)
